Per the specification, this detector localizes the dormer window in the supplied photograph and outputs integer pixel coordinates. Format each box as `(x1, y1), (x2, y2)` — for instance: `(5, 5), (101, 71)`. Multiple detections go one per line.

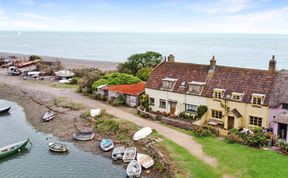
(251, 93), (265, 105)
(231, 92), (244, 101)
(188, 81), (205, 95)
(213, 88), (225, 99)
(161, 78), (177, 91)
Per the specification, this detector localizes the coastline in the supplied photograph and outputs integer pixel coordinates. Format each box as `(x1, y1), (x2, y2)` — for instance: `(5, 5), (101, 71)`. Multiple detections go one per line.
(0, 83), (170, 178)
(0, 51), (118, 71)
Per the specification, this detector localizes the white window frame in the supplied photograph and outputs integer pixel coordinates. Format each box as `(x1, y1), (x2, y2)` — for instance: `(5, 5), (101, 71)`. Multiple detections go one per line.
(159, 99), (166, 108)
(149, 97), (155, 106)
(231, 92), (244, 101)
(251, 93), (265, 105)
(161, 78), (177, 91)
(188, 81), (205, 95)
(213, 88), (226, 99)
(185, 104), (198, 113)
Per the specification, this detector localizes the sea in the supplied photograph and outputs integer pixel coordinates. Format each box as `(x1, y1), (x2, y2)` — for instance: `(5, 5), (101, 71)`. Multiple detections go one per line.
(0, 31), (287, 70)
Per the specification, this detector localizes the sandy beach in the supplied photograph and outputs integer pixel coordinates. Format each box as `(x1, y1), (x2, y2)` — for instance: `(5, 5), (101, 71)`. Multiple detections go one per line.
(0, 51), (118, 71)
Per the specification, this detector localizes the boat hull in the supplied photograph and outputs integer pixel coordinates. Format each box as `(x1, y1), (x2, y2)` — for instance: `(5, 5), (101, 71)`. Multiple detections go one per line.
(0, 106), (11, 114)
(0, 139), (29, 159)
(73, 132), (95, 141)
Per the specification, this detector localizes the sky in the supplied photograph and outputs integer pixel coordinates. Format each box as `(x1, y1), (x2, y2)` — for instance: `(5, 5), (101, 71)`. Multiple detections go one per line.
(0, 0), (288, 33)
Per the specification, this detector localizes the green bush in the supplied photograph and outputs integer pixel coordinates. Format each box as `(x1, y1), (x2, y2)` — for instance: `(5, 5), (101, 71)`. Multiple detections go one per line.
(139, 94), (149, 111)
(279, 140), (288, 153)
(92, 72), (141, 91)
(196, 105), (208, 119)
(194, 126), (216, 137)
(179, 112), (195, 120)
(70, 77), (80, 85)
(246, 127), (267, 147)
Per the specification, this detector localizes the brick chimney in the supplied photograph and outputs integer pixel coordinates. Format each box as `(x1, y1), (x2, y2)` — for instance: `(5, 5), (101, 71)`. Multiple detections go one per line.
(209, 55), (216, 71)
(269, 55), (276, 73)
(167, 54), (175, 63)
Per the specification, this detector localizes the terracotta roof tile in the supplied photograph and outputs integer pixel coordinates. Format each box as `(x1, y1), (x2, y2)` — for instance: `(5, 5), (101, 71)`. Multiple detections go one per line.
(105, 82), (145, 96)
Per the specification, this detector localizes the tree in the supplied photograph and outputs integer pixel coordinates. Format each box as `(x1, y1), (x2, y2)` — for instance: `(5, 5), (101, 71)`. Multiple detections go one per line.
(118, 51), (163, 75)
(196, 105), (208, 119)
(92, 72), (141, 91)
(139, 94), (149, 111)
(136, 67), (152, 81)
(77, 69), (102, 93)
(29, 55), (42, 61)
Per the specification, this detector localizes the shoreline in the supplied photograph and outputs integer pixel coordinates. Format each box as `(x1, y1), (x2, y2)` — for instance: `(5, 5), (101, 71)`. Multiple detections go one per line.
(0, 51), (119, 71)
(0, 83), (170, 178)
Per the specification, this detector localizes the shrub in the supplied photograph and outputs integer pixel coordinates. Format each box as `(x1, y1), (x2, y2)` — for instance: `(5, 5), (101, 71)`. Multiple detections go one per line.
(139, 94), (149, 111)
(29, 55), (42, 61)
(226, 129), (245, 144)
(70, 77), (80, 85)
(279, 140), (288, 154)
(246, 127), (267, 147)
(136, 67), (152, 81)
(194, 126), (216, 137)
(179, 112), (195, 120)
(196, 105), (208, 119)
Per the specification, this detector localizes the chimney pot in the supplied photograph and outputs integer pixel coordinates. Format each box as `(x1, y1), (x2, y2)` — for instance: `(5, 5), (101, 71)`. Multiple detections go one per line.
(167, 54), (175, 63)
(269, 55), (276, 73)
(209, 55), (216, 71)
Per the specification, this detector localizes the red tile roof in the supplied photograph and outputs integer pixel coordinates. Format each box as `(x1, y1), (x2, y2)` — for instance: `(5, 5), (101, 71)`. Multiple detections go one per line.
(104, 82), (145, 96)
(146, 61), (276, 105)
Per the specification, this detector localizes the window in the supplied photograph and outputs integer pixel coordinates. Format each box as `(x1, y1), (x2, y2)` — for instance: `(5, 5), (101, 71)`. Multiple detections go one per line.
(188, 81), (205, 95)
(211, 110), (223, 119)
(231, 92), (244, 101)
(282, 103), (288, 110)
(159, 99), (166, 108)
(213, 89), (225, 99)
(149, 97), (155, 106)
(251, 94), (265, 105)
(249, 116), (262, 127)
(185, 104), (198, 112)
(161, 78), (177, 90)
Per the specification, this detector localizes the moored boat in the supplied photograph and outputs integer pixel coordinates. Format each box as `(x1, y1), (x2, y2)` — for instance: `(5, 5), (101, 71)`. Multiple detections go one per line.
(133, 127), (152, 141)
(0, 139), (30, 159)
(126, 160), (142, 178)
(0, 106), (11, 114)
(48, 143), (69, 153)
(137, 153), (154, 169)
(112, 147), (125, 160)
(73, 132), (95, 141)
(42, 110), (54, 122)
(123, 147), (136, 163)
(100, 139), (114, 151)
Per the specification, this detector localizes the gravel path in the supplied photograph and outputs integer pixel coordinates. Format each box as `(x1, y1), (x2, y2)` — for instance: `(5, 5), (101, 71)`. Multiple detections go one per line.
(0, 69), (218, 167)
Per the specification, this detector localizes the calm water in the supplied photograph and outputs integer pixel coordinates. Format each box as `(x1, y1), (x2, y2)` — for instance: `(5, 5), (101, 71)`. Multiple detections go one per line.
(0, 100), (126, 178)
(0, 32), (287, 70)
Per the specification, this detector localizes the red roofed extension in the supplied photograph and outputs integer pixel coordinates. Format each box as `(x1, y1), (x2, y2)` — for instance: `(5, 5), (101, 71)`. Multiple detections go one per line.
(104, 82), (145, 96)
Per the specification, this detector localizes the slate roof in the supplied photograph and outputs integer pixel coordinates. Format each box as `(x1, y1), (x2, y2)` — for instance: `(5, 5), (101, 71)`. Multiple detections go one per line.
(104, 82), (145, 96)
(269, 70), (288, 107)
(146, 61), (276, 105)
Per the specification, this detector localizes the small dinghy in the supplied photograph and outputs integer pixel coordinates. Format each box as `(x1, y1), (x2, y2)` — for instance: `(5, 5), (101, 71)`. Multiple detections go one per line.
(126, 160), (142, 178)
(133, 127), (152, 141)
(123, 147), (136, 163)
(137, 153), (154, 169)
(0, 106), (11, 114)
(42, 110), (54, 122)
(112, 147), (125, 160)
(73, 132), (95, 141)
(0, 139), (30, 159)
(100, 139), (114, 151)
(48, 143), (69, 153)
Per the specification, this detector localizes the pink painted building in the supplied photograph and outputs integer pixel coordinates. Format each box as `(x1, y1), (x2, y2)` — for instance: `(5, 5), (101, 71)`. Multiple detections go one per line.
(269, 69), (288, 141)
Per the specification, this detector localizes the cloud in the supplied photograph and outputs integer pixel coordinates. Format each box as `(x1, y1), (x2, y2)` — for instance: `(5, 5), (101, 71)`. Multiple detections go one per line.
(20, 0), (35, 6)
(185, 0), (259, 15)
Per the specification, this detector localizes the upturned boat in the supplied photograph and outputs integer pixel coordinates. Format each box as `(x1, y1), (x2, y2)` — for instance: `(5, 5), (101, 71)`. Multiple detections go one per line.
(112, 147), (125, 160)
(0, 139), (30, 159)
(123, 147), (136, 163)
(48, 143), (69, 153)
(126, 160), (142, 178)
(133, 127), (152, 141)
(0, 106), (11, 114)
(42, 110), (54, 122)
(137, 153), (154, 169)
(100, 139), (114, 151)
(73, 132), (95, 141)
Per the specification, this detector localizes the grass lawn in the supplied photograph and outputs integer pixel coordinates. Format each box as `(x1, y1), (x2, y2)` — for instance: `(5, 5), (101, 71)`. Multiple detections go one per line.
(162, 137), (221, 178)
(50, 83), (77, 89)
(158, 122), (288, 178)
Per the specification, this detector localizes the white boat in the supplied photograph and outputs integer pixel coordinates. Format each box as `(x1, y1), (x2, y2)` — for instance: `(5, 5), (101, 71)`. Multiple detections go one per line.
(133, 127), (152, 141)
(48, 142), (69, 153)
(100, 139), (114, 151)
(123, 147), (136, 163)
(126, 160), (142, 178)
(137, 153), (154, 169)
(42, 110), (54, 122)
(0, 106), (11, 114)
(112, 147), (125, 160)
(90, 109), (101, 117)
(73, 132), (95, 141)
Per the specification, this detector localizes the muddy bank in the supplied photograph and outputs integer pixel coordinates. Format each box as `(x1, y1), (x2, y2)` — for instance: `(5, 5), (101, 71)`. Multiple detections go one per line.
(0, 84), (173, 178)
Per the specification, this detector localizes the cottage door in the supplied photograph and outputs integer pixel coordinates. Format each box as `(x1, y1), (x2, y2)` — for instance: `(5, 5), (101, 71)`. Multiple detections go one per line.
(170, 102), (176, 115)
(228, 116), (234, 130)
(278, 123), (287, 140)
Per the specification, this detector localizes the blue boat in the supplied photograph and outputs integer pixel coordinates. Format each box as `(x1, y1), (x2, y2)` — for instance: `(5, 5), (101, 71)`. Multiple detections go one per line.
(100, 139), (114, 151)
